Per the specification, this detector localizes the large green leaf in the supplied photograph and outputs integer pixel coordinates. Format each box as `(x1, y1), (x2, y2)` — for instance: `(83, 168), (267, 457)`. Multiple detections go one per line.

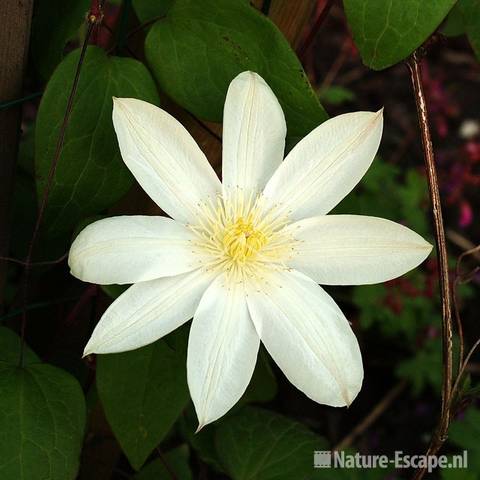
(240, 349), (277, 404)
(0, 327), (39, 365)
(132, 0), (174, 23)
(343, 0), (457, 70)
(134, 445), (192, 480)
(215, 406), (328, 480)
(179, 405), (225, 473)
(0, 363), (86, 480)
(457, 0), (480, 59)
(448, 407), (480, 470)
(96, 327), (190, 470)
(31, 0), (90, 79)
(441, 466), (476, 480)
(144, 0), (328, 146)
(35, 46), (159, 240)
(439, 0), (480, 61)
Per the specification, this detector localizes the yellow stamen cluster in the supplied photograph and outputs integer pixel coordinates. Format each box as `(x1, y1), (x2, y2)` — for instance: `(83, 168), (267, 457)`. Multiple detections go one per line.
(222, 216), (268, 263)
(189, 189), (293, 277)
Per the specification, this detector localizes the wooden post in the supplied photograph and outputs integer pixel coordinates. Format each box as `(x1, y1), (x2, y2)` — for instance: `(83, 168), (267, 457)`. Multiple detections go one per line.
(0, 0), (34, 305)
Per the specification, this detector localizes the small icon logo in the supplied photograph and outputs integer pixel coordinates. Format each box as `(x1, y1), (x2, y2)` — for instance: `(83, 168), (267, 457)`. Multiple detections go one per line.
(314, 451), (332, 468)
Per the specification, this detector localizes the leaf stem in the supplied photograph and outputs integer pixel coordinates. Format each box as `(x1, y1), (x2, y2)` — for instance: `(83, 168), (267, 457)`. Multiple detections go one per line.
(18, 5), (103, 367)
(334, 380), (407, 450)
(156, 447), (178, 480)
(0, 252), (68, 267)
(0, 91), (42, 111)
(407, 50), (453, 480)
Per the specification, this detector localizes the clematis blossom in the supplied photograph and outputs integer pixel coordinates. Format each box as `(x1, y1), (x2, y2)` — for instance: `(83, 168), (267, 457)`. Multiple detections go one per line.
(69, 71), (432, 428)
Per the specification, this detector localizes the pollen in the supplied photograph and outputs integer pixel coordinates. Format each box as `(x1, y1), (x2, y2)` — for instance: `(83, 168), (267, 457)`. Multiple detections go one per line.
(222, 216), (268, 264)
(189, 189), (294, 275)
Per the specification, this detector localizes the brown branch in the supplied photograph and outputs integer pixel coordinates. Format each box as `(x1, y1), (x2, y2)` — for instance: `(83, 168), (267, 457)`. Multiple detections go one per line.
(319, 37), (351, 91)
(452, 277), (465, 375)
(0, 253), (68, 267)
(452, 244), (480, 370)
(334, 380), (407, 451)
(449, 338), (480, 408)
(446, 230), (480, 262)
(156, 447), (178, 480)
(407, 51), (453, 480)
(18, 6), (103, 366)
(297, 0), (334, 60)
(0, 0), (34, 305)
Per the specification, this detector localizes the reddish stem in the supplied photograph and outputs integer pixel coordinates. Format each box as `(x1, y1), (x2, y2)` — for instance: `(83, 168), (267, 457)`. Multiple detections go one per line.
(18, 7), (103, 366)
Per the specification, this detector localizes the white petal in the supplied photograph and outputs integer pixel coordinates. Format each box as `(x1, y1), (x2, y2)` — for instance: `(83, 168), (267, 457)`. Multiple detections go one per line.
(246, 269), (363, 407)
(188, 274), (259, 428)
(69, 215), (206, 285)
(84, 269), (214, 355)
(112, 98), (222, 223)
(285, 215), (433, 285)
(222, 72), (286, 193)
(263, 110), (383, 220)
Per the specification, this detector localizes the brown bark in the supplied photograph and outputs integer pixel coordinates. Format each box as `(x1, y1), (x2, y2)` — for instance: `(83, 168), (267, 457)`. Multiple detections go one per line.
(268, 0), (317, 49)
(0, 0), (34, 305)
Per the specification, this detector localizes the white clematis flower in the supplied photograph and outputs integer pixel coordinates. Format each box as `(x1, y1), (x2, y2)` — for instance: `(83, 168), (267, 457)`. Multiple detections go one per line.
(69, 71), (432, 428)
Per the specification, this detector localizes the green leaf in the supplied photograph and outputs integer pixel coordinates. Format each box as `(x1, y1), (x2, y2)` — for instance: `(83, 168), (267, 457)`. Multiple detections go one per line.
(441, 3), (466, 37)
(441, 466), (476, 480)
(96, 327), (190, 470)
(35, 46), (160, 240)
(241, 349), (277, 404)
(179, 405), (225, 473)
(31, 0), (90, 79)
(144, 0), (328, 146)
(448, 407), (480, 470)
(396, 337), (460, 394)
(132, 0), (174, 23)
(101, 283), (130, 299)
(0, 363), (86, 480)
(318, 86), (355, 106)
(0, 327), (39, 365)
(457, 0), (480, 59)
(215, 406), (328, 480)
(135, 445), (192, 480)
(343, 0), (457, 70)
(396, 338), (443, 394)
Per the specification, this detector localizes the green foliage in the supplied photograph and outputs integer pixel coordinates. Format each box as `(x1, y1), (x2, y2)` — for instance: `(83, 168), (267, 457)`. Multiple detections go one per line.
(336, 158), (430, 237)
(441, 4), (467, 37)
(440, 1), (480, 59)
(339, 159), (450, 394)
(343, 0), (457, 69)
(132, 0), (174, 23)
(457, 0), (480, 59)
(179, 406), (226, 473)
(101, 283), (130, 299)
(0, 327), (39, 364)
(96, 327), (190, 470)
(448, 407), (480, 471)
(318, 85), (356, 106)
(31, 0), (90, 79)
(35, 46), (159, 241)
(144, 0), (328, 146)
(134, 445), (192, 480)
(240, 348), (278, 404)
(215, 406), (328, 480)
(9, 0), (479, 476)
(396, 337), (443, 394)
(0, 361), (86, 480)
(441, 468), (477, 480)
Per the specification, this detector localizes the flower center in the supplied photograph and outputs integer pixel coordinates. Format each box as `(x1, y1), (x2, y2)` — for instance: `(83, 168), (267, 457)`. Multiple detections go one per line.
(222, 216), (268, 264)
(189, 189), (294, 276)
